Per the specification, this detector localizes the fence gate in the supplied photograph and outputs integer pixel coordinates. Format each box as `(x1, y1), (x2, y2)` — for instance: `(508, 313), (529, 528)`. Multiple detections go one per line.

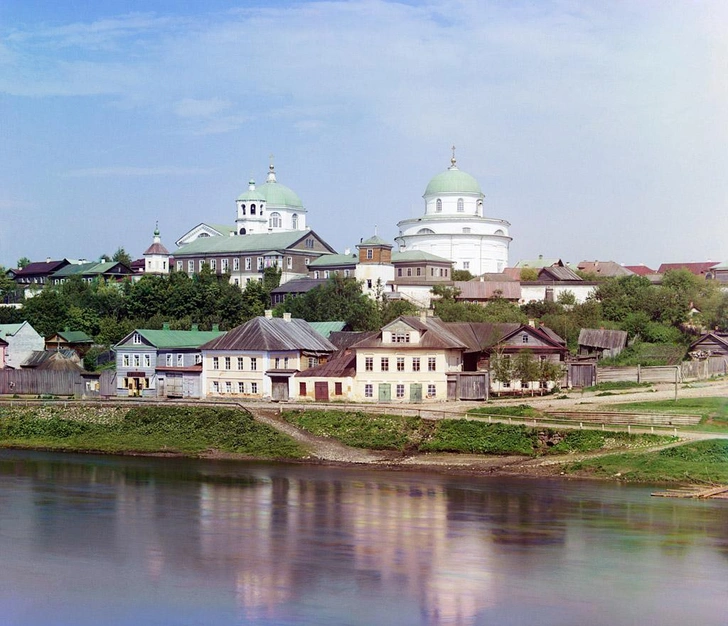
(568, 363), (596, 388)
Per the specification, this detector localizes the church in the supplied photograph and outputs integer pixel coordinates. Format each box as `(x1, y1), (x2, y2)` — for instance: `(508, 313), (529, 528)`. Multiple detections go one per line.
(395, 149), (511, 275)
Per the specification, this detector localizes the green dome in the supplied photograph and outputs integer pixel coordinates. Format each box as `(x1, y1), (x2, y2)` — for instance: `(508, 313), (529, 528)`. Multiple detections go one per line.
(261, 180), (304, 208)
(424, 166), (482, 196)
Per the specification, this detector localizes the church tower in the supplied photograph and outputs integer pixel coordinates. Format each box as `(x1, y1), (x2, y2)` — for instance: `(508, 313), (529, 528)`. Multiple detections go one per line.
(143, 223), (170, 275)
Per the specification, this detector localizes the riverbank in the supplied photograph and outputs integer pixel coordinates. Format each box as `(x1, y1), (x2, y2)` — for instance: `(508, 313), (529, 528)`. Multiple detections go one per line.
(1, 401), (726, 485)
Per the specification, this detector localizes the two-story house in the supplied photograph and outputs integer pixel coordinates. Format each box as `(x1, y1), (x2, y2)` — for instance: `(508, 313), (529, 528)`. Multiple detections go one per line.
(0, 322), (45, 369)
(200, 312), (336, 401)
(114, 324), (226, 397)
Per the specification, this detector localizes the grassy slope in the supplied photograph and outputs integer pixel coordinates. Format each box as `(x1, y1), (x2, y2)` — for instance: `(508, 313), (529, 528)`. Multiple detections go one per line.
(0, 405), (306, 459)
(599, 397), (728, 431)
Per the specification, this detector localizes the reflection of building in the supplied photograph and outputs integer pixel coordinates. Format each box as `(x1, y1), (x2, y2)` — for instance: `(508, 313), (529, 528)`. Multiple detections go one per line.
(396, 150), (511, 275)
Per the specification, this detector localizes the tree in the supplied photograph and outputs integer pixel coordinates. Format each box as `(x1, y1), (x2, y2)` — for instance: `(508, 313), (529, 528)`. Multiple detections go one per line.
(112, 247), (133, 267)
(452, 269), (474, 282)
(490, 350), (514, 392)
(519, 267), (538, 281)
(539, 359), (563, 390)
(513, 351), (540, 395)
(16, 257), (30, 269)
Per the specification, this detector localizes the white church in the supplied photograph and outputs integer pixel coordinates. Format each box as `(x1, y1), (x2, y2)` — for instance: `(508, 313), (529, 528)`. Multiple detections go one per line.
(395, 149), (511, 275)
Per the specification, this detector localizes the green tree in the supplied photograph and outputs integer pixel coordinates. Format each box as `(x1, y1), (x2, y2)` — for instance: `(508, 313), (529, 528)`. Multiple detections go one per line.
(452, 269), (474, 282)
(519, 267), (538, 281)
(513, 351), (540, 395)
(112, 247), (133, 267)
(16, 257), (30, 269)
(490, 351), (514, 391)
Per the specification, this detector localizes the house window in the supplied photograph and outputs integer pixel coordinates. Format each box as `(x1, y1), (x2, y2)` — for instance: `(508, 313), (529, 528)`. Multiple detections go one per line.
(436, 199), (442, 212)
(462, 228), (470, 234)
(393, 333), (410, 343)
(305, 238), (314, 249)
(314, 271), (320, 279)
(381, 357), (389, 372)
(462, 262), (469, 270)
(250, 203), (256, 215)
(195, 354), (202, 365)
(251, 382), (258, 394)
(367, 279), (372, 289)
(396, 384), (405, 399)
(210, 259), (217, 271)
(250, 358), (257, 371)
(237, 357), (244, 370)
(412, 357), (420, 371)
(166, 354), (173, 366)
(407, 268), (412, 277)
(305, 258), (310, 266)
(123, 354), (130, 367)
(132, 333), (142, 345)
(344, 269), (350, 278)
(284, 357), (289, 369)
(233, 258), (240, 271)
(398, 268), (402, 277)
(275, 357), (281, 369)
(238, 382), (245, 393)
(364, 384), (373, 398)
(428, 357), (436, 371)
(365, 357), (373, 371)
(299, 382), (307, 396)
(176, 261), (183, 272)
(397, 357), (405, 372)
(212, 381), (219, 393)
(366, 249), (373, 259)
(212, 357), (219, 370)
(245, 257), (252, 271)
(133, 354), (140, 367)
(199, 260), (205, 272)
(457, 198), (464, 212)
(287, 257), (292, 269)
(188, 260), (194, 273)
(257, 257), (263, 270)
(225, 357), (231, 370)
(502, 380), (511, 388)
(225, 381), (232, 394)
(416, 267), (421, 276)
(522, 334), (529, 344)
(177, 354), (183, 366)
(269, 212), (281, 228)
(292, 214), (298, 229)
(308, 357), (318, 368)
(427, 384), (436, 398)
(221, 259), (229, 272)
(324, 271), (329, 279)
(335, 382), (343, 395)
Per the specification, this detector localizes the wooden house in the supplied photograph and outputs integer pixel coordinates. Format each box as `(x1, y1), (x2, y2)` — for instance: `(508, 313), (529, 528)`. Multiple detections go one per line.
(688, 332), (728, 360)
(45, 329), (94, 357)
(578, 329), (628, 359)
(0, 322), (45, 369)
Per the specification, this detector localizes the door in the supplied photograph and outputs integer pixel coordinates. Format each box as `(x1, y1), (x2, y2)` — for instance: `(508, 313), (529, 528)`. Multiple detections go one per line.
(409, 383), (422, 403)
(271, 377), (289, 402)
(314, 382), (329, 401)
(378, 383), (391, 402)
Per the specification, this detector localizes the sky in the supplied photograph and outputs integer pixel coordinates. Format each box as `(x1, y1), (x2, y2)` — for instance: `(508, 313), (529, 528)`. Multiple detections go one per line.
(1, 0), (727, 270)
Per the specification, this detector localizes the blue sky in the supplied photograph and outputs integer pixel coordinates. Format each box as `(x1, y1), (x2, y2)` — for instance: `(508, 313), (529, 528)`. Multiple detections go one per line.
(1, 0), (726, 269)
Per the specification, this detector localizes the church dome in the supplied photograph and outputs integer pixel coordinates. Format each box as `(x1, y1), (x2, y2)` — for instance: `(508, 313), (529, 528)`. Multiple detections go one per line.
(261, 179), (304, 208)
(424, 152), (482, 197)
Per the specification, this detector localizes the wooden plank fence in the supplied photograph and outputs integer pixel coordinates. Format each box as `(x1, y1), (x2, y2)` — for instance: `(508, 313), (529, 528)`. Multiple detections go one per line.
(0, 369), (81, 396)
(544, 410), (701, 426)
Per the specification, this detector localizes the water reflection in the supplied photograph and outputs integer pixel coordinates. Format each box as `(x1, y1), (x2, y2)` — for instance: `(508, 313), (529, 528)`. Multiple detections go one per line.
(0, 450), (726, 626)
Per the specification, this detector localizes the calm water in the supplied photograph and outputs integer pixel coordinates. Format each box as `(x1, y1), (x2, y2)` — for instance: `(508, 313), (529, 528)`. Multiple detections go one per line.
(0, 450), (726, 626)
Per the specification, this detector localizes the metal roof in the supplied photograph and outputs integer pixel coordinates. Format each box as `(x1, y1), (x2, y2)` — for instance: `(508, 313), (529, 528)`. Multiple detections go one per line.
(391, 250), (452, 264)
(296, 350), (357, 378)
(174, 230), (335, 256)
(578, 329), (628, 350)
(270, 277), (328, 294)
(307, 321), (348, 338)
(116, 328), (226, 350)
(538, 266), (582, 281)
(454, 281), (521, 300)
(201, 316), (336, 353)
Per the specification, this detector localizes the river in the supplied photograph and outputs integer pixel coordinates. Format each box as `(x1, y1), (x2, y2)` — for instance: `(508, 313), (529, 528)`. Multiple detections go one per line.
(0, 450), (725, 626)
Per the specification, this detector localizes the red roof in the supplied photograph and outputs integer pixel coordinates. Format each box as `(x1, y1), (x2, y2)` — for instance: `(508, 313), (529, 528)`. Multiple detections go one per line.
(623, 265), (656, 276)
(657, 262), (717, 276)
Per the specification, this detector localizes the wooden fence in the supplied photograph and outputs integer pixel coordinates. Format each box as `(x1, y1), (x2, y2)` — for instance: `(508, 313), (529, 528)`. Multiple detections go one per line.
(544, 410), (701, 427)
(0, 369), (117, 398)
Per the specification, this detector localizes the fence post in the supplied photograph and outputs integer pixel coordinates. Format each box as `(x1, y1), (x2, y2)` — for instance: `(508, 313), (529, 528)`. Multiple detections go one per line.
(637, 364), (641, 383)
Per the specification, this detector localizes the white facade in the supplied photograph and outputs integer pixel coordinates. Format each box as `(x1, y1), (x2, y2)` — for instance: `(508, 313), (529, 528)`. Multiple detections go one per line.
(0, 322), (45, 369)
(395, 153), (511, 275)
(235, 163), (307, 236)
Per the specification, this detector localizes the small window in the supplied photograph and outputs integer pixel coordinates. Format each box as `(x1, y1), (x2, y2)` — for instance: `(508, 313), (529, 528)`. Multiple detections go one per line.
(366, 249), (373, 259)
(308, 357), (318, 368)
(257, 257), (263, 270)
(463, 262), (469, 270)
(225, 381), (232, 394)
(396, 384), (405, 399)
(212, 381), (219, 393)
(522, 334), (529, 344)
(398, 268), (402, 277)
(132, 333), (142, 345)
(237, 357), (244, 370)
(225, 357), (231, 370)
(364, 384), (373, 398)
(412, 357), (420, 372)
(397, 357), (405, 372)
(427, 384), (436, 398)
(292, 214), (298, 229)
(176, 354), (183, 366)
(212, 357), (219, 370)
(233, 258), (239, 271)
(269, 212), (281, 228)
(251, 382), (258, 394)
(381, 357), (389, 371)
(250, 358), (257, 371)
(287, 257), (292, 269)
(335, 382), (343, 395)
(462, 228), (471, 234)
(166, 354), (173, 366)
(457, 198), (464, 212)
(299, 382), (307, 396)
(176, 261), (183, 272)
(123, 354), (130, 367)
(238, 382), (245, 393)
(221, 259), (228, 272)
(436, 199), (442, 212)
(365, 356), (374, 371)
(188, 260), (194, 273)
(133, 354), (140, 367)
(428, 357), (436, 371)
(245, 258), (252, 271)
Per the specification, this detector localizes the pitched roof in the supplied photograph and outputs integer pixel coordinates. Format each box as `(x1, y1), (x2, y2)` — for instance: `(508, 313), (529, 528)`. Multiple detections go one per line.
(657, 262), (718, 276)
(351, 316), (470, 350)
(21, 349), (84, 371)
(270, 277), (328, 294)
(307, 321), (348, 338)
(623, 264), (657, 276)
(358, 235), (392, 247)
(515, 257), (563, 269)
(0, 323), (25, 337)
(577, 261), (634, 277)
(143, 242), (170, 256)
(391, 250), (452, 264)
(578, 328), (628, 350)
(13, 259), (69, 277)
(308, 253), (358, 268)
(201, 316), (336, 352)
(538, 266), (582, 281)
(295, 349), (357, 378)
(328, 331), (378, 350)
(173, 230), (335, 256)
(51, 261), (132, 278)
(117, 328), (226, 349)
(53, 330), (94, 344)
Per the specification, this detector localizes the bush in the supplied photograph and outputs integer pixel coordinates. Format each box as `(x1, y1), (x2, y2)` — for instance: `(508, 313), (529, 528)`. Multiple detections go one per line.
(422, 421), (538, 455)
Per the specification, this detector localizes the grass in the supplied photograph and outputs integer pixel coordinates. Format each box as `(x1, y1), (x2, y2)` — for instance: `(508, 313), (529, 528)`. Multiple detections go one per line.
(468, 404), (542, 418)
(583, 381), (653, 392)
(599, 397), (728, 431)
(0, 405), (306, 458)
(565, 440), (728, 484)
(283, 409), (673, 457)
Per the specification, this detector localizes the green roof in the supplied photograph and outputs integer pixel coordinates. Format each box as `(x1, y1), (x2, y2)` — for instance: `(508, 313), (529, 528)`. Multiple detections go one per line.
(358, 235), (392, 247)
(308, 253), (358, 268)
(392, 251), (452, 264)
(424, 166), (482, 196)
(57, 330), (93, 343)
(307, 321), (347, 338)
(0, 323), (25, 337)
(51, 261), (125, 278)
(174, 231), (316, 256)
(209, 224), (237, 236)
(127, 328), (227, 349)
(236, 179), (303, 208)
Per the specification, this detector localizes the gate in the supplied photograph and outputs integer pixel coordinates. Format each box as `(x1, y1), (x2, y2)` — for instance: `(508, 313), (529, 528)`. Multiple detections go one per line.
(568, 362), (596, 388)
(409, 383), (422, 403)
(270, 376), (289, 402)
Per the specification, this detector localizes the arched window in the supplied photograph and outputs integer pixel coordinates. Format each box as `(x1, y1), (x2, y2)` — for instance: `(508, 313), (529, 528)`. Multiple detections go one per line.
(292, 213), (298, 229)
(436, 199), (442, 212)
(269, 212), (281, 228)
(457, 198), (464, 212)
(495, 229), (504, 235)
(417, 228), (435, 234)
(239, 228), (246, 235)
(250, 204), (256, 215)
(240, 204), (246, 215)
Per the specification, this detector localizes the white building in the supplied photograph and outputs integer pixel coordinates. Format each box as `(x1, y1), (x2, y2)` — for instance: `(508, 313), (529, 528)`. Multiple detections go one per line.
(395, 150), (511, 275)
(142, 224), (170, 275)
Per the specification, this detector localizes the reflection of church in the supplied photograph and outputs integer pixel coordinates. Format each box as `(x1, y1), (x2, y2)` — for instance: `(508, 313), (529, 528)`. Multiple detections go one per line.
(395, 148), (512, 275)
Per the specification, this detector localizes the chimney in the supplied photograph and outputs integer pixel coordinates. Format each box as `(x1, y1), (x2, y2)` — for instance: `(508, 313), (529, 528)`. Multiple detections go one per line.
(420, 311), (427, 324)
(283, 312), (292, 322)
(264, 310), (273, 319)
(528, 319), (536, 328)
(46, 257), (51, 263)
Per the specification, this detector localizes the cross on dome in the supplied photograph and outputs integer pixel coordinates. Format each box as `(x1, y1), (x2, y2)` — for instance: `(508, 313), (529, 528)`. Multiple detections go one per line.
(449, 145), (458, 169)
